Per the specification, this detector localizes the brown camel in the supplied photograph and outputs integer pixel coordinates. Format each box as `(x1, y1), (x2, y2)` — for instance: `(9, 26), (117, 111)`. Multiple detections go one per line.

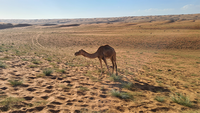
(75, 45), (117, 76)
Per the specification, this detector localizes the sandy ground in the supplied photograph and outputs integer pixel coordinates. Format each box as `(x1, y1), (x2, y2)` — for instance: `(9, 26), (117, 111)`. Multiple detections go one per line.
(0, 17), (200, 113)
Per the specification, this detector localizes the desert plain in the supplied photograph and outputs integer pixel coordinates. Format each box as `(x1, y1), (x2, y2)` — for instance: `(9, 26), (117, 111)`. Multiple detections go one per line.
(0, 14), (200, 113)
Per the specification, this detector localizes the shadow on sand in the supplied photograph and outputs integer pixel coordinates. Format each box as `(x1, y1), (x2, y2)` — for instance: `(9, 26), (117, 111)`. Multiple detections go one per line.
(100, 75), (170, 93)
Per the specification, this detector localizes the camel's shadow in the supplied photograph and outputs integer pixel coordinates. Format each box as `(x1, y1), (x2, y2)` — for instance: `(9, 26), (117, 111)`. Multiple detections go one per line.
(100, 75), (170, 93)
(133, 81), (170, 92)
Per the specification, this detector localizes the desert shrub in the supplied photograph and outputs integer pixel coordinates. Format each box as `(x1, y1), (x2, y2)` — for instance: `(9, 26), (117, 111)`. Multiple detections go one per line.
(155, 96), (165, 102)
(32, 59), (42, 64)
(110, 89), (133, 100)
(0, 61), (6, 68)
(33, 100), (48, 107)
(110, 89), (121, 97)
(28, 65), (38, 68)
(110, 74), (122, 82)
(43, 68), (53, 76)
(122, 82), (134, 90)
(46, 57), (52, 61)
(170, 93), (193, 107)
(56, 69), (66, 73)
(0, 97), (24, 111)
(8, 80), (23, 86)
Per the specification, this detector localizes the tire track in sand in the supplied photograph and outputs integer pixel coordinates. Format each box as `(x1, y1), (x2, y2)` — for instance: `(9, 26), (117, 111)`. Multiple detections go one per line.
(35, 33), (46, 49)
(31, 33), (46, 50)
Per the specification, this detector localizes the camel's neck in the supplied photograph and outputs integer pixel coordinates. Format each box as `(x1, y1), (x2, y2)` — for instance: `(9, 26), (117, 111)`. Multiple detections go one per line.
(82, 50), (98, 58)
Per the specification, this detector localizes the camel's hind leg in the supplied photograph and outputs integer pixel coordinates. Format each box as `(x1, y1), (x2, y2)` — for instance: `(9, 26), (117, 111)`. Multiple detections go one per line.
(115, 61), (117, 75)
(111, 57), (115, 75)
(112, 56), (117, 75)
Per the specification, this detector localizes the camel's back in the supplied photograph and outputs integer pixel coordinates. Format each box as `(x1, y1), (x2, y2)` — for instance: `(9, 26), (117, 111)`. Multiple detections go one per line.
(98, 45), (116, 58)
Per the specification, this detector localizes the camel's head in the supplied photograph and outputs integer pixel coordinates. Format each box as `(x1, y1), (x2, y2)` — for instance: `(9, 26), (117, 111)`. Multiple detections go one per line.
(75, 49), (85, 56)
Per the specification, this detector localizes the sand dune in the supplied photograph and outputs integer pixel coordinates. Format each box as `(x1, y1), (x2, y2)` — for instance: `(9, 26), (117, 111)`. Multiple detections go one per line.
(0, 23), (32, 30)
(57, 24), (80, 28)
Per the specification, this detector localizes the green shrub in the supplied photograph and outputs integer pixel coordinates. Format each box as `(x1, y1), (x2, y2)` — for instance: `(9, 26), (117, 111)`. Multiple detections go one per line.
(0, 61), (6, 68)
(110, 89), (133, 100)
(155, 96), (165, 102)
(28, 65), (38, 68)
(8, 80), (23, 86)
(32, 59), (42, 64)
(43, 68), (53, 76)
(46, 57), (52, 61)
(33, 100), (48, 107)
(110, 89), (121, 97)
(122, 82), (134, 90)
(170, 93), (193, 107)
(79, 86), (89, 91)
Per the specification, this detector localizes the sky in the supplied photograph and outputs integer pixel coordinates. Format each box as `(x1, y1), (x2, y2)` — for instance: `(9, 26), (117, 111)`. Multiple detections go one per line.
(0, 0), (200, 19)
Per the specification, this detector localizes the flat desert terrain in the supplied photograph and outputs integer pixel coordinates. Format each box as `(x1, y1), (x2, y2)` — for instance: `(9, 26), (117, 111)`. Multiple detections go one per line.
(0, 14), (200, 113)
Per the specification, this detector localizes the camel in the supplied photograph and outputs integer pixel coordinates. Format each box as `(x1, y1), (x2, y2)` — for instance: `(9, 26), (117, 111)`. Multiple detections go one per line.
(75, 45), (117, 76)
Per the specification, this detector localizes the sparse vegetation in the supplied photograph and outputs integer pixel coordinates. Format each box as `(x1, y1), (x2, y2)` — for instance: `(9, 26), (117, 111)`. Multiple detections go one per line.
(58, 84), (68, 89)
(110, 74), (122, 82)
(32, 59), (42, 64)
(46, 57), (52, 61)
(49, 62), (56, 66)
(110, 89), (133, 100)
(0, 97), (25, 111)
(56, 69), (66, 73)
(125, 70), (134, 75)
(170, 93), (193, 107)
(84, 71), (100, 82)
(0, 61), (6, 68)
(33, 100), (48, 107)
(43, 68), (53, 76)
(28, 65), (39, 68)
(8, 80), (23, 86)
(21, 58), (29, 61)
(0, 56), (11, 60)
(65, 62), (76, 67)
(90, 76), (100, 82)
(122, 82), (134, 90)
(154, 96), (165, 102)
(181, 110), (200, 113)
(79, 86), (89, 91)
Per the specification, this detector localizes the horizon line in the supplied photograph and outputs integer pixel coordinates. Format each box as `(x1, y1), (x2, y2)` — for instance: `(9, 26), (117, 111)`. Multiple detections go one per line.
(0, 13), (199, 20)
